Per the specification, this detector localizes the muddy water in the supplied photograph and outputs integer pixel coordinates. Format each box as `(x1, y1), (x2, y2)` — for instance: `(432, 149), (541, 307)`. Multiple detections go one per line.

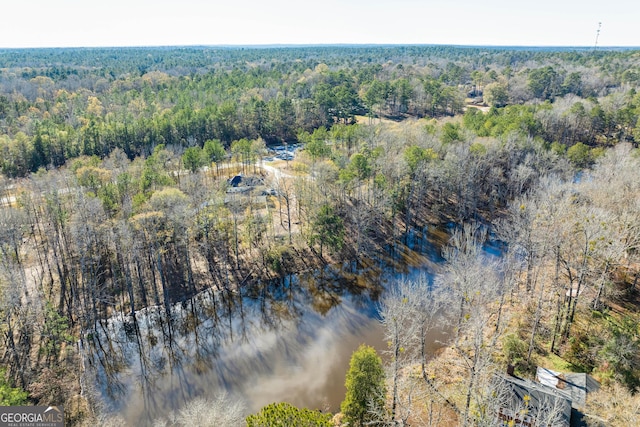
(85, 244), (447, 426)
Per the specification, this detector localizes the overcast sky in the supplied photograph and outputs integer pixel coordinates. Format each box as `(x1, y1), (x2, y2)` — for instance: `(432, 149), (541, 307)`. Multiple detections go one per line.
(1, 0), (639, 48)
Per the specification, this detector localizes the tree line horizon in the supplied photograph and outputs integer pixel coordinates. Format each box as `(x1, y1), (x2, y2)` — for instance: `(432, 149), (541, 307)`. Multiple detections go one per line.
(1, 45), (639, 178)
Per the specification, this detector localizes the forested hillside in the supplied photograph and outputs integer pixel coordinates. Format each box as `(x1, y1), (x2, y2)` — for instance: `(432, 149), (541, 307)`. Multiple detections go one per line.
(1, 45), (640, 426)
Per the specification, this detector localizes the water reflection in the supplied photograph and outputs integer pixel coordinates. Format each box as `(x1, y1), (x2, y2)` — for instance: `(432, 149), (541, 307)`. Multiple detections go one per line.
(84, 266), (392, 426)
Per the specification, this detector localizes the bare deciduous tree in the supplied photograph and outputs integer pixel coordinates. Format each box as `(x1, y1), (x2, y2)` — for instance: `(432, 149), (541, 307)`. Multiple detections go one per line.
(378, 273), (454, 425)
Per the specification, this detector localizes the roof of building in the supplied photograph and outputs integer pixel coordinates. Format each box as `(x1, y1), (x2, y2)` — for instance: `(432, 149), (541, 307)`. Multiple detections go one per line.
(229, 175), (242, 186)
(498, 374), (573, 427)
(536, 367), (600, 409)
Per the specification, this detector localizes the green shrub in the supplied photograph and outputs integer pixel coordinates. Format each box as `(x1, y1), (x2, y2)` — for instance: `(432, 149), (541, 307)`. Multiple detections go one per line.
(0, 368), (28, 406)
(567, 142), (592, 168)
(246, 402), (332, 427)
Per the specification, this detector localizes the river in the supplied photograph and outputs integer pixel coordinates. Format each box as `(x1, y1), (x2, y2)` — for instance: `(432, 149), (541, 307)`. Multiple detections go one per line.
(83, 232), (448, 426)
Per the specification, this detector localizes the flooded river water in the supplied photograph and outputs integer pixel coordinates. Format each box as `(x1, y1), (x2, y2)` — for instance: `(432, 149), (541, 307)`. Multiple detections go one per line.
(84, 234), (448, 425)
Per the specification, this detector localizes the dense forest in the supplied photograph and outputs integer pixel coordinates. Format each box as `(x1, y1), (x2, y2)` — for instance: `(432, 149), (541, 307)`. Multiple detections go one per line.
(1, 45), (640, 426)
(2, 45), (640, 177)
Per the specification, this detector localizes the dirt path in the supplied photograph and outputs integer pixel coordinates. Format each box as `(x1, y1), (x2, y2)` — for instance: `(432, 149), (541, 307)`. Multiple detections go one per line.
(260, 162), (297, 180)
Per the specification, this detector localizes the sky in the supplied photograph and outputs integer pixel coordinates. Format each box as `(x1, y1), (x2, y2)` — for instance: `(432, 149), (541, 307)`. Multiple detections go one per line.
(1, 0), (639, 48)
